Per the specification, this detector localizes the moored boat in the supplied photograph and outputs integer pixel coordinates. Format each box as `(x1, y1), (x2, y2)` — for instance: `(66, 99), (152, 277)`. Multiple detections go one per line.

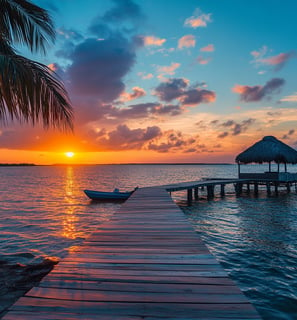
(84, 187), (137, 201)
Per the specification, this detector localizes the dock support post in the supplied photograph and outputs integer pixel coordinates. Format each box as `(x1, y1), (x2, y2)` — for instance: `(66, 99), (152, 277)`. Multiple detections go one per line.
(266, 182), (271, 195)
(187, 189), (193, 205)
(194, 187), (199, 200)
(220, 184), (225, 197)
(207, 185), (214, 199)
(287, 183), (291, 193)
(246, 183), (250, 194)
(254, 182), (258, 195)
(235, 183), (242, 195)
(274, 183), (279, 195)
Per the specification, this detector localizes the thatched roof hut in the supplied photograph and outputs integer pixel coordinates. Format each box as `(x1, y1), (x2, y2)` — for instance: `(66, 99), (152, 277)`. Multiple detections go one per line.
(236, 136), (297, 164)
(236, 136), (297, 173)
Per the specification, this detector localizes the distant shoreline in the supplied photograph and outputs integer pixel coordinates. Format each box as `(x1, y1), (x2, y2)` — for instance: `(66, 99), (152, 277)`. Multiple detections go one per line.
(0, 162), (235, 166)
(0, 163), (36, 166)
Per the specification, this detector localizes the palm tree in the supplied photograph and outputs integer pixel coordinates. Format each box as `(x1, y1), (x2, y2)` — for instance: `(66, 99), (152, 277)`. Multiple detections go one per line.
(0, 0), (73, 130)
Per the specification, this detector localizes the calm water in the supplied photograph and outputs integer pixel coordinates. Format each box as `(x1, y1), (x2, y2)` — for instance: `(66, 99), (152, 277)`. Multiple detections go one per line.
(0, 164), (297, 319)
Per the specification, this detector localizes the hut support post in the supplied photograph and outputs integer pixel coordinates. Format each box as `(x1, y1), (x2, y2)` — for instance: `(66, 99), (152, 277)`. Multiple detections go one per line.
(269, 162), (271, 172)
(187, 189), (193, 205)
(194, 187), (199, 200)
(237, 162), (241, 178)
(285, 163), (287, 172)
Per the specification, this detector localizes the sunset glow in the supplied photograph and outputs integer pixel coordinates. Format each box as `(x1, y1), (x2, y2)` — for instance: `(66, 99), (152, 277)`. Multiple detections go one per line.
(65, 152), (75, 158)
(1, 0), (296, 164)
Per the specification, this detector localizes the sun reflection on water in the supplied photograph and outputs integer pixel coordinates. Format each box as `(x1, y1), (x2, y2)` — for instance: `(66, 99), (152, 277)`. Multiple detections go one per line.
(61, 166), (82, 239)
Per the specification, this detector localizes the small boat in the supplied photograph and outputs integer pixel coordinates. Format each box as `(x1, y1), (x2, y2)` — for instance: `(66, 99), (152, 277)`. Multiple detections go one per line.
(84, 187), (137, 201)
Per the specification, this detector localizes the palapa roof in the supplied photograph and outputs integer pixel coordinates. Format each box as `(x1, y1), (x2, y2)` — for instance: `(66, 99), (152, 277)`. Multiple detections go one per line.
(236, 136), (297, 164)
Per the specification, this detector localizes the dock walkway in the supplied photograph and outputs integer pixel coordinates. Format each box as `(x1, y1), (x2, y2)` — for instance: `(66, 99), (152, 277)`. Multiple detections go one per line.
(3, 187), (261, 319)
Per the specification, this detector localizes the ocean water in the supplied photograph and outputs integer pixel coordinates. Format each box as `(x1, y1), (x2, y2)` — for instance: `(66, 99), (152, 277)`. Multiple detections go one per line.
(0, 164), (297, 319)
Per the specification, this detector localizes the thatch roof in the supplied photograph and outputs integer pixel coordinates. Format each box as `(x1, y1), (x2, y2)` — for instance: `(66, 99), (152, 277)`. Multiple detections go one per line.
(236, 136), (297, 164)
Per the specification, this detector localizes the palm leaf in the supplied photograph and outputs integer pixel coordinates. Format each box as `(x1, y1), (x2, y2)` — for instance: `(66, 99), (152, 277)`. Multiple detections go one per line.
(0, 44), (73, 131)
(0, 0), (55, 53)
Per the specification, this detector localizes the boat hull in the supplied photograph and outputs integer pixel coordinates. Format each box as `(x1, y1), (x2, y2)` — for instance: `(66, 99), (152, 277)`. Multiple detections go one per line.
(84, 189), (132, 201)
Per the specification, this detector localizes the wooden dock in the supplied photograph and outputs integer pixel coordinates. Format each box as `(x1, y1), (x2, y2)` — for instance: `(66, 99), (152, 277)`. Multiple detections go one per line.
(3, 187), (261, 319)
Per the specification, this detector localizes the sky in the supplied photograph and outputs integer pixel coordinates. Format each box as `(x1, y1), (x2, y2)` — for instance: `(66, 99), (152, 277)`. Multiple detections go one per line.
(1, 0), (297, 164)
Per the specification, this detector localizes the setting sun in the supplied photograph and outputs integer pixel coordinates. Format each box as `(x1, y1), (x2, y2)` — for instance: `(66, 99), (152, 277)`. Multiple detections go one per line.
(65, 152), (75, 158)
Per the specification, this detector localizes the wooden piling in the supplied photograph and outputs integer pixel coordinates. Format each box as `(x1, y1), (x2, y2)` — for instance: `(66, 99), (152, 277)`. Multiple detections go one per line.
(254, 182), (258, 195)
(207, 185), (214, 199)
(266, 182), (271, 195)
(187, 188), (193, 205)
(194, 187), (199, 200)
(220, 184), (225, 197)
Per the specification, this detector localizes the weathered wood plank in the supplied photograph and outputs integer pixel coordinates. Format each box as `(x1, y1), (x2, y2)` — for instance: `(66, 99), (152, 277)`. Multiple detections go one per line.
(3, 187), (261, 319)
(7, 298), (261, 318)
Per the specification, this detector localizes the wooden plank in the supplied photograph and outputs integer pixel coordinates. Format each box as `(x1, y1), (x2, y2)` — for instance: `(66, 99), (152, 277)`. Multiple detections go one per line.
(3, 187), (261, 319)
(7, 298), (261, 318)
(26, 287), (250, 304)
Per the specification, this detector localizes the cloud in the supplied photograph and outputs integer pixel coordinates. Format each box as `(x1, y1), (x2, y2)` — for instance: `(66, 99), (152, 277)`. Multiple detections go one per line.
(251, 46), (296, 71)
(280, 92), (297, 102)
(56, 27), (83, 41)
(179, 89), (215, 106)
(218, 132), (228, 138)
(94, 124), (162, 150)
(102, 0), (144, 25)
(148, 130), (197, 153)
(154, 78), (216, 106)
(157, 63), (180, 77)
(197, 56), (212, 65)
(66, 34), (136, 103)
(217, 118), (256, 138)
(120, 87), (146, 102)
(232, 78), (285, 102)
(138, 72), (154, 80)
(184, 8), (212, 28)
(200, 44), (214, 52)
(178, 35), (196, 49)
(142, 35), (166, 46)
(154, 78), (188, 102)
(282, 129), (295, 140)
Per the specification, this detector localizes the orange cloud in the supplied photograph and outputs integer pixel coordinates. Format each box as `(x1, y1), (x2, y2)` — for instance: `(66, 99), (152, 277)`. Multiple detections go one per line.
(157, 62), (180, 75)
(178, 35), (195, 49)
(143, 35), (166, 46)
(200, 44), (214, 52)
(48, 63), (58, 72)
(184, 9), (212, 28)
(120, 87), (146, 102)
(260, 52), (295, 66)
(251, 46), (295, 71)
(280, 92), (297, 102)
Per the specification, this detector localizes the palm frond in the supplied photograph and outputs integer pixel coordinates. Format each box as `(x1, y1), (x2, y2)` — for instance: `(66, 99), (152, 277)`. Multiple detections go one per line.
(0, 0), (55, 53)
(0, 47), (73, 131)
